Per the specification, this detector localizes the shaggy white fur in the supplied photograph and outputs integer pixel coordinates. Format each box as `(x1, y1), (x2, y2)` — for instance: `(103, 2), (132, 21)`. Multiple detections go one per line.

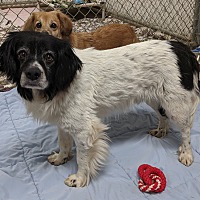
(0, 32), (199, 188)
(25, 40), (199, 187)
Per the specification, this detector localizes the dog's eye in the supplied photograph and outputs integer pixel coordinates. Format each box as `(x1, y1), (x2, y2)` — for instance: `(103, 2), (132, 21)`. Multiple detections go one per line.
(50, 23), (57, 29)
(17, 50), (27, 61)
(44, 53), (54, 64)
(36, 22), (42, 29)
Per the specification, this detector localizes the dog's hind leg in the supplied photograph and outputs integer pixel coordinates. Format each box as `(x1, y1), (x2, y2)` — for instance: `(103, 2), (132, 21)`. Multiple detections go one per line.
(64, 118), (110, 187)
(163, 95), (199, 166)
(148, 101), (169, 138)
(48, 127), (73, 166)
(177, 99), (198, 166)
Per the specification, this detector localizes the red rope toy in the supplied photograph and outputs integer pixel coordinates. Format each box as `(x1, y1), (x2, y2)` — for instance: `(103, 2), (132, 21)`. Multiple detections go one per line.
(138, 164), (166, 193)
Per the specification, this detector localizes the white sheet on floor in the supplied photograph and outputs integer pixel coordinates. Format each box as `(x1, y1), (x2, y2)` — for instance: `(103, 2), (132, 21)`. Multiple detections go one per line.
(0, 88), (200, 200)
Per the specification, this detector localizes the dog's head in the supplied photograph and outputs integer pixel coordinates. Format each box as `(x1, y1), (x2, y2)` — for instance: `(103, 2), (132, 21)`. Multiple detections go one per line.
(0, 31), (82, 101)
(22, 11), (73, 40)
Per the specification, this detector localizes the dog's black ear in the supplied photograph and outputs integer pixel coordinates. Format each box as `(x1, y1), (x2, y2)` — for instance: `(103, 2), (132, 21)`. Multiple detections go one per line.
(55, 42), (82, 91)
(0, 32), (19, 83)
(17, 85), (33, 101)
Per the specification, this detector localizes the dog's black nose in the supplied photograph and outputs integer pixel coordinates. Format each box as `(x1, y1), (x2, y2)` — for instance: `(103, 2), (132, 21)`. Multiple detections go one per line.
(25, 67), (41, 81)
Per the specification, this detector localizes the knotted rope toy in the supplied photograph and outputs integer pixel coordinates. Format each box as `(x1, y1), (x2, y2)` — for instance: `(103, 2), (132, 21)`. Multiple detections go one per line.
(138, 164), (166, 193)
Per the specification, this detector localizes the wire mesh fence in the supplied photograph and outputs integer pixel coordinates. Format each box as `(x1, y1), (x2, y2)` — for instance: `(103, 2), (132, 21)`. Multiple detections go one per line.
(0, 0), (199, 46)
(107, 0), (197, 42)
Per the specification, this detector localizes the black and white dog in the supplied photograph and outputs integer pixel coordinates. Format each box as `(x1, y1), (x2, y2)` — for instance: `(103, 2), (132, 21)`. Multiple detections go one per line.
(0, 32), (199, 187)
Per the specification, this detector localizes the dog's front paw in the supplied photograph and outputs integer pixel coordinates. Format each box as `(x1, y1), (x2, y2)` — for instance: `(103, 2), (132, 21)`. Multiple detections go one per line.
(149, 128), (167, 138)
(178, 146), (193, 166)
(64, 174), (87, 187)
(48, 152), (73, 166)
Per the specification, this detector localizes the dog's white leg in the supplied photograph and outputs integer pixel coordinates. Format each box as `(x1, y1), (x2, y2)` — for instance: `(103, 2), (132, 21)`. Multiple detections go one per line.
(48, 127), (73, 166)
(148, 101), (169, 138)
(149, 114), (169, 138)
(178, 126), (193, 166)
(64, 120), (109, 187)
(164, 95), (199, 166)
(177, 100), (198, 166)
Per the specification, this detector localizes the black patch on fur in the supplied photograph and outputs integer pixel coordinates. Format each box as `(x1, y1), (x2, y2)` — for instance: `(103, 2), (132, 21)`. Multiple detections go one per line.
(0, 31), (82, 101)
(158, 106), (167, 117)
(0, 33), (20, 83)
(170, 41), (199, 91)
(198, 77), (200, 90)
(17, 86), (33, 101)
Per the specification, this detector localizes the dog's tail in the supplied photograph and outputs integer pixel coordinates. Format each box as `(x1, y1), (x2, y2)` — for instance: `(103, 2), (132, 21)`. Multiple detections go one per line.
(193, 63), (199, 96)
(197, 56), (200, 90)
(192, 54), (200, 94)
(177, 42), (200, 96)
(170, 41), (199, 93)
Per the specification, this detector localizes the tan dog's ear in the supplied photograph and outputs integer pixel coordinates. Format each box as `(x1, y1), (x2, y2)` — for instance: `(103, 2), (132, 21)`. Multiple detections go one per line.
(22, 13), (36, 31)
(56, 11), (73, 39)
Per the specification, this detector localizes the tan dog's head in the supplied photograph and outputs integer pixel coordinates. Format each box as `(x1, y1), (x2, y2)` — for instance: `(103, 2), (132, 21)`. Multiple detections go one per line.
(22, 11), (73, 40)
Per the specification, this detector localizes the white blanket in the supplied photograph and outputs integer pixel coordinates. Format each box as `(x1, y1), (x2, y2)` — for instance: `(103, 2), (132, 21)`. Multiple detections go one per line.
(0, 88), (200, 200)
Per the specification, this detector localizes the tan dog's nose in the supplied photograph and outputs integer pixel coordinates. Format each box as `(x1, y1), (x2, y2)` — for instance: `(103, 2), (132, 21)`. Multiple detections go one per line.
(41, 31), (49, 35)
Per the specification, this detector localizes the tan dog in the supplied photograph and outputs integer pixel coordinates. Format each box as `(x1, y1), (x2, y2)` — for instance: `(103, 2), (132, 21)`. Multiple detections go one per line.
(22, 11), (72, 40)
(22, 11), (139, 50)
